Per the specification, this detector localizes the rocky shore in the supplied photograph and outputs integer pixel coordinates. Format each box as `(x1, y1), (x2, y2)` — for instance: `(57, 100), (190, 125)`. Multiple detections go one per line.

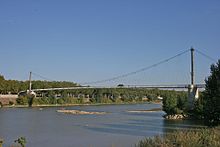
(163, 114), (188, 120)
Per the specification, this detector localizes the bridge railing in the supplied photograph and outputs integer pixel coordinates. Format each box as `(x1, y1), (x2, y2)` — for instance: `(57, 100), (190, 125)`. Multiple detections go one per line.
(29, 84), (205, 92)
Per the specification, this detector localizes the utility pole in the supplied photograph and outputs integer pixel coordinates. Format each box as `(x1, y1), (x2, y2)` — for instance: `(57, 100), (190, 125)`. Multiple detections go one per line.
(29, 71), (32, 92)
(190, 48), (195, 85)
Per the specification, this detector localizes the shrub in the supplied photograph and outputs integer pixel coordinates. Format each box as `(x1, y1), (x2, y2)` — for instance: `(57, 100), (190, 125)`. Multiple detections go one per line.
(162, 92), (187, 116)
(16, 96), (28, 105)
(9, 101), (14, 105)
(163, 95), (178, 115)
(57, 98), (65, 104)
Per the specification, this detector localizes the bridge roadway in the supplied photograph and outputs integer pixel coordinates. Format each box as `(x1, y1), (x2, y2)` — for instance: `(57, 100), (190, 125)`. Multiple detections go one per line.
(30, 84), (205, 92)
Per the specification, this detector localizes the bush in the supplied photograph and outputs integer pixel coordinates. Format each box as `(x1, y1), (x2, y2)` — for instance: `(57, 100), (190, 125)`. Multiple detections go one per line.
(9, 101), (14, 105)
(57, 98), (65, 104)
(163, 95), (177, 115)
(16, 96), (28, 105)
(162, 91), (188, 116)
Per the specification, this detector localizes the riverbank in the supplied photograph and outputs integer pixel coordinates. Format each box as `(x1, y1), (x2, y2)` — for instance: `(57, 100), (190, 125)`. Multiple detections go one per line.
(127, 107), (162, 113)
(1, 101), (162, 108)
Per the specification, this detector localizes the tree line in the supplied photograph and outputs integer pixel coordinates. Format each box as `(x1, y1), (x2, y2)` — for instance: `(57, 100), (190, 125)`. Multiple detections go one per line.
(0, 74), (188, 106)
(17, 87), (187, 106)
(0, 75), (78, 94)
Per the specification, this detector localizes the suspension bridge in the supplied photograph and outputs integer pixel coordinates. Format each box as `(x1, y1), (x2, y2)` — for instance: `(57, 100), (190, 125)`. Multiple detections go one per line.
(21, 48), (216, 107)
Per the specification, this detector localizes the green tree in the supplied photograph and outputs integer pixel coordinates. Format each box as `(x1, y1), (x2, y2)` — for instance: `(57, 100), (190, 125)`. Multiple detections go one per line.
(193, 95), (204, 119)
(162, 90), (188, 116)
(203, 60), (220, 126)
(163, 95), (178, 115)
(0, 75), (5, 94)
(177, 94), (187, 111)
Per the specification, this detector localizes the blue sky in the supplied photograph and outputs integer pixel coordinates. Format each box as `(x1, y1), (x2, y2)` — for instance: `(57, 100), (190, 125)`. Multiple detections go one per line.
(0, 0), (220, 85)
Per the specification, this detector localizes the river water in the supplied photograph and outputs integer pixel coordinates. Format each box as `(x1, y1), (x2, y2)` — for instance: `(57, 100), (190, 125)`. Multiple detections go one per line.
(0, 103), (203, 147)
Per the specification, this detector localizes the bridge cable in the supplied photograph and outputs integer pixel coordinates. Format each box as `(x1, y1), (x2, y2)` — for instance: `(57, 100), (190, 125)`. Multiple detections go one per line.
(80, 49), (190, 85)
(32, 72), (55, 81)
(195, 50), (217, 62)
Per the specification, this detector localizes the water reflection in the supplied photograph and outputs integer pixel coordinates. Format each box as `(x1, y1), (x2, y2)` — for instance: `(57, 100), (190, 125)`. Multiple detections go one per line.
(163, 119), (205, 133)
(84, 111), (165, 137)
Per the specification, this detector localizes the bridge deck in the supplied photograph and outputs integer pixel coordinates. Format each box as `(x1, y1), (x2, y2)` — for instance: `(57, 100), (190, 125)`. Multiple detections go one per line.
(31, 84), (205, 92)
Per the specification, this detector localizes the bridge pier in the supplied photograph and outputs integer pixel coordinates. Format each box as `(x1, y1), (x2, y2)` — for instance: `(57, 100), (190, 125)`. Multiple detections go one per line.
(187, 48), (199, 110)
(187, 84), (199, 110)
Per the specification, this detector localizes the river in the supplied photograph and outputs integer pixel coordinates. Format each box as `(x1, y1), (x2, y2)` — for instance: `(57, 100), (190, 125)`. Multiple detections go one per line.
(0, 103), (203, 147)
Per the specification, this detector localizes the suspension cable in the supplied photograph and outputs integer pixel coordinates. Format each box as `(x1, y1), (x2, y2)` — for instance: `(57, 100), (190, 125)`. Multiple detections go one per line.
(195, 50), (217, 62)
(80, 49), (190, 85)
(32, 72), (54, 81)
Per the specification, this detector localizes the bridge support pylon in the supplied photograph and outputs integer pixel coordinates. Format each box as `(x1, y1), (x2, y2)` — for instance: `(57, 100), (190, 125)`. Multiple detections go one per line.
(27, 71), (36, 107)
(187, 84), (199, 110)
(187, 48), (199, 110)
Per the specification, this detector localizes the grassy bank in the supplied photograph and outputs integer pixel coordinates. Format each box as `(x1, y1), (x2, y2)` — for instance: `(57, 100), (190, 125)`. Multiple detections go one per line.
(137, 127), (220, 147)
